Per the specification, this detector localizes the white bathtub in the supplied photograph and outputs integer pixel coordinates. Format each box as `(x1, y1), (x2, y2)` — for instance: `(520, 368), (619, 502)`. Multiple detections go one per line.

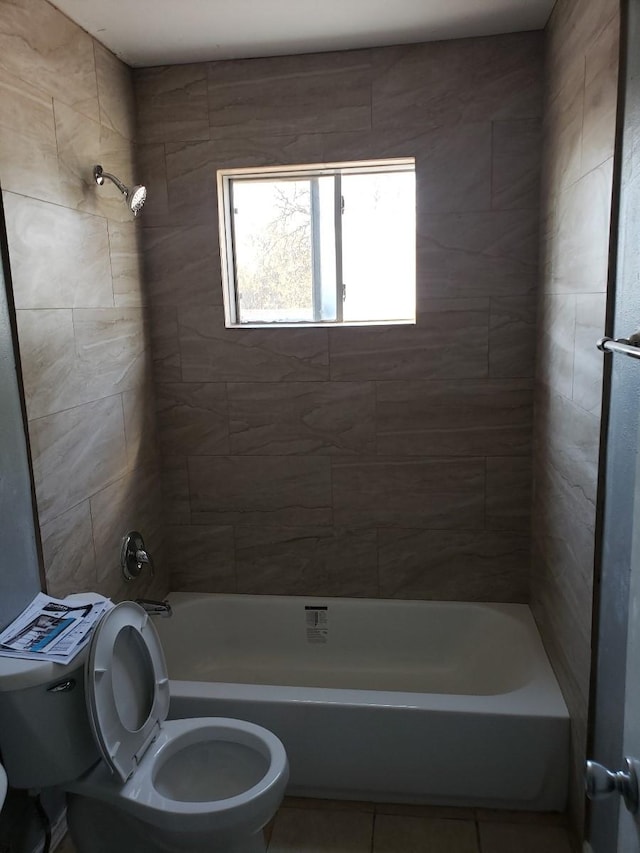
(156, 593), (569, 811)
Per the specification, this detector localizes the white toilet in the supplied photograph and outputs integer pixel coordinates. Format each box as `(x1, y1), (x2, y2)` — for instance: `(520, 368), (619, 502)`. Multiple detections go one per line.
(0, 601), (289, 853)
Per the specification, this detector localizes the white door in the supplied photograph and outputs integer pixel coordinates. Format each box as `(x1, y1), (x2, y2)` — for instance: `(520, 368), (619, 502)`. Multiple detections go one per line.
(587, 2), (640, 850)
(618, 439), (640, 849)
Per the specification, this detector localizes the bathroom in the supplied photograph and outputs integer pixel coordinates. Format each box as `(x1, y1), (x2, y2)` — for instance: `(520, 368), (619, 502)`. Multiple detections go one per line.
(0, 0), (628, 849)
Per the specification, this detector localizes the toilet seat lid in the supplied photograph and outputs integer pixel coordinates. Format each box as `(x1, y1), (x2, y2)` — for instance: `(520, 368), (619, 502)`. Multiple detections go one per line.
(86, 602), (170, 783)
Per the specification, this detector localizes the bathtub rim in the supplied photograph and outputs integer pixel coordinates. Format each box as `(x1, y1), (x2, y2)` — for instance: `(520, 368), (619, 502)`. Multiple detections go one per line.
(159, 592), (569, 720)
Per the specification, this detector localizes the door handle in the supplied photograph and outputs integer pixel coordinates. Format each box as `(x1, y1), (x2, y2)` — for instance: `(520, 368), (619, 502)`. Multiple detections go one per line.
(585, 758), (640, 814)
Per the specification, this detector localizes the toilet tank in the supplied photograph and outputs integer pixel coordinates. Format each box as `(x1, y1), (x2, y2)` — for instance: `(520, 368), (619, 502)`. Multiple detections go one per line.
(0, 652), (99, 789)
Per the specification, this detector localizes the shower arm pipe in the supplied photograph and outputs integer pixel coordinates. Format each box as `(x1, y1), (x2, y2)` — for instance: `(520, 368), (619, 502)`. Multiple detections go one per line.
(94, 165), (129, 197)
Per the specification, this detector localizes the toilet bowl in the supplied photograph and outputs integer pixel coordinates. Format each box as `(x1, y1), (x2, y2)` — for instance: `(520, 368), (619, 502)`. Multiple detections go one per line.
(0, 600), (288, 853)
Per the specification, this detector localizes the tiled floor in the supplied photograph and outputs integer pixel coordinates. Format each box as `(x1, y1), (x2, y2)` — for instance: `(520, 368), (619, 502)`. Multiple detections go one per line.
(57, 797), (575, 852)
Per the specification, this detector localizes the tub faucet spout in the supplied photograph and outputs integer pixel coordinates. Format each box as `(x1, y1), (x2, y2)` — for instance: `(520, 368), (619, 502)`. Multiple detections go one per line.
(135, 598), (173, 618)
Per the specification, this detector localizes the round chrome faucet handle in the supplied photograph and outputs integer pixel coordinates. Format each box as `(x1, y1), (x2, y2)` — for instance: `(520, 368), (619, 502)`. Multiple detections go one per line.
(135, 548), (155, 578)
(586, 758), (640, 814)
(121, 531), (154, 581)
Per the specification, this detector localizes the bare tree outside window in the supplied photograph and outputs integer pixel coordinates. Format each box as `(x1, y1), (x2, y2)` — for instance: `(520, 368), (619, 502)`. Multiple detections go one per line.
(234, 181), (313, 319)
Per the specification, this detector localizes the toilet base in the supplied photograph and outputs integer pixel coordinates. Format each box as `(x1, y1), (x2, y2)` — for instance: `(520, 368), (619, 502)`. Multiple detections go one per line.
(67, 794), (267, 853)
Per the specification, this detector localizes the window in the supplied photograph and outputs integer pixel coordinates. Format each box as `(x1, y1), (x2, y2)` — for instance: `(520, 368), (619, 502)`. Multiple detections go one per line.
(217, 159), (416, 327)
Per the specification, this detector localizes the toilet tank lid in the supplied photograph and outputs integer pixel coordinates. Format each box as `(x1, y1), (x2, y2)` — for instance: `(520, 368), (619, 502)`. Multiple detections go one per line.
(0, 593), (104, 692)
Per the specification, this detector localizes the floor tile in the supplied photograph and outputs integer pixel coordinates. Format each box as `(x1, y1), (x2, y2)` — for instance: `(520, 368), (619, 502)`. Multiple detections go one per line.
(376, 802), (476, 821)
(373, 815), (479, 853)
(475, 809), (567, 825)
(478, 822), (573, 853)
(268, 807), (374, 853)
(283, 796), (375, 813)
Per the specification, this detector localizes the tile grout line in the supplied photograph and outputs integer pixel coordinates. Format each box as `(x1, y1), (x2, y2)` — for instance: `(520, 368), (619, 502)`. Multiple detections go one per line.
(370, 809), (377, 853)
(475, 817), (483, 853)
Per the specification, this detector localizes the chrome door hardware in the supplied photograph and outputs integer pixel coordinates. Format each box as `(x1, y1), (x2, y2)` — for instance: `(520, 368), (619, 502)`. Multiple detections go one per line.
(597, 331), (640, 360)
(585, 758), (640, 814)
(121, 531), (154, 581)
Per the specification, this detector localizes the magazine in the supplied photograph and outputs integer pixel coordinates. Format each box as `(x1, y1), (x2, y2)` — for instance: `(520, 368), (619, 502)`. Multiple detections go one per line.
(0, 593), (113, 663)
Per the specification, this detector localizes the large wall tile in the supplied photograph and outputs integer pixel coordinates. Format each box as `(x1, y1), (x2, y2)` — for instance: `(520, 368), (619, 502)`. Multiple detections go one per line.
(156, 382), (229, 456)
(150, 305), (182, 382)
(533, 459), (596, 603)
(17, 308), (78, 419)
(53, 99), (102, 215)
(235, 525), (378, 597)
(546, 0), (617, 85)
(0, 67), (59, 202)
(162, 456), (191, 525)
(371, 33), (542, 131)
(73, 307), (149, 396)
(417, 209), (538, 303)
(122, 384), (160, 471)
(0, 0), (98, 121)
(536, 386), (601, 507)
(95, 42), (135, 141)
(189, 456), (332, 526)
(489, 295), (537, 379)
(40, 501), (97, 597)
(17, 307), (151, 423)
(332, 457), (485, 529)
(17, 315), (150, 426)
(542, 54), (585, 193)
(108, 220), (146, 307)
(227, 381), (375, 455)
(3, 192), (113, 309)
(179, 306), (329, 382)
(207, 51), (372, 139)
(537, 293), (577, 398)
(378, 529), (529, 601)
(491, 119), (542, 210)
(168, 524), (236, 592)
(548, 158), (614, 293)
(416, 122), (492, 214)
(135, 64), (210, 143)
(486, 457), (532, 531)
(375, 379), (532, 457)
(29, 396), (128, 525)
(573, 292), (607, 415)
(582, 14), (620, 174)
(329, 300), (489, 381)
(142, 223), (221, 306)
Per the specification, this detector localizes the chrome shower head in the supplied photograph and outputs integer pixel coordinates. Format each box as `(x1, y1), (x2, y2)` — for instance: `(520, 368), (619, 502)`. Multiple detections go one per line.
(128, 184), (147, 215)
(93, 164), (147, 217)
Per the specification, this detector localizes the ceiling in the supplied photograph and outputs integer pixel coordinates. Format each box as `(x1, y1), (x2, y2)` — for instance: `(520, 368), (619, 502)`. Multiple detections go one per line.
(50, 0), (555, 68)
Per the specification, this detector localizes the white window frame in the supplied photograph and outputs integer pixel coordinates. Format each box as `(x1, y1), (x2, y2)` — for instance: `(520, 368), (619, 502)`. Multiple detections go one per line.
(217, 158), (416, 328)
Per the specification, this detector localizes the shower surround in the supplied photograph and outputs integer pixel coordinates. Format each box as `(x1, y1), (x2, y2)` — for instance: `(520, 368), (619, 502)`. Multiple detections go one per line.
(135, 33), (543, 601)
(0, 0), (167, 602)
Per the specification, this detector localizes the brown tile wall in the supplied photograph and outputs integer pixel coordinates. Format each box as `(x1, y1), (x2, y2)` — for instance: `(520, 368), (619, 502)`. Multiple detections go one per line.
(533, 0), (620, 832)
(134, 33), (543, 601)
(0, 0), (167, 600)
